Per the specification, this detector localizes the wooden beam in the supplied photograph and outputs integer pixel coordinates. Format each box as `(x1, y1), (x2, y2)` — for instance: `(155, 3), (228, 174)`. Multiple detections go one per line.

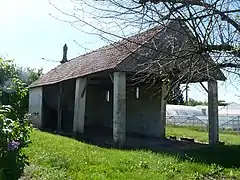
(199, 82), (208, 93)
(57, 83), (63, 132)
(109, 73), (114, 83)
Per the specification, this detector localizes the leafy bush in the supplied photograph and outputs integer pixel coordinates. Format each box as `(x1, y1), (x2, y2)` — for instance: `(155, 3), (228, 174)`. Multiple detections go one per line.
(0, 105), (32, 179)
(0, 58), (37, 179)
(1, 78), (29, 121)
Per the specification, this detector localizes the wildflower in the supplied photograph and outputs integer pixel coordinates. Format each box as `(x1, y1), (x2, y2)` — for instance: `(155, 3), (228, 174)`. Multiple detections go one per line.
(8, 141), (20, 151)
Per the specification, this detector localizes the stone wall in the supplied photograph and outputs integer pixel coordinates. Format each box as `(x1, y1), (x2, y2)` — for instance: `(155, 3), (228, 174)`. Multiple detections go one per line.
(85, 84), (163, 138)
(126, 86), (162, 138)
(31, 78), (164, 138)
(41, 79), (75, 132)
(85, 85), (113, 128)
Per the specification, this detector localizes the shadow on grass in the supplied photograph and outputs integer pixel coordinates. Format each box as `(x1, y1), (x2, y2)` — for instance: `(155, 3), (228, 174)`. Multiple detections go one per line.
(40, 127), (240, 169)
(178, 145), (240, 168)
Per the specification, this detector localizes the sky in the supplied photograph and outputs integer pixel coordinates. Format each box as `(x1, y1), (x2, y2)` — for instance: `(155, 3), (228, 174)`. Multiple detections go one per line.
(0, 0), (240, 103)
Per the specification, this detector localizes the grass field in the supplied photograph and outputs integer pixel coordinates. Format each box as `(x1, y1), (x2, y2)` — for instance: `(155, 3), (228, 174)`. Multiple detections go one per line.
(21, 126), (240, 180)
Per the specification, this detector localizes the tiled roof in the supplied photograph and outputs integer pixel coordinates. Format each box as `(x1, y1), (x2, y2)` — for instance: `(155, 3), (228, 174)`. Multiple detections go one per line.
(29, 21), (226, 88)
(29, 26), (163, 88)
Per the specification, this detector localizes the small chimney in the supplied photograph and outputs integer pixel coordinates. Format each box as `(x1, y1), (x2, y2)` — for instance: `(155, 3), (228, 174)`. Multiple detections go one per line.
(60, 44), (68, 64)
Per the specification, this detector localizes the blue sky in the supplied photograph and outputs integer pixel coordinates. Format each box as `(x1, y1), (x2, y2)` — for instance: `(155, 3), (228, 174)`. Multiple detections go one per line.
(0, 0), (240, 103)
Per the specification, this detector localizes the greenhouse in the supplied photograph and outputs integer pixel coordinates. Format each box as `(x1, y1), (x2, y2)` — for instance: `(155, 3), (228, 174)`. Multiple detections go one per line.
(166, 103), (240, 131)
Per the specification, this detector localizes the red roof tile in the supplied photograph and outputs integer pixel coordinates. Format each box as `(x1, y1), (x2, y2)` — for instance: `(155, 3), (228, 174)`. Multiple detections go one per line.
(29, 26), (163, 88)
(29, 21), (226, 88)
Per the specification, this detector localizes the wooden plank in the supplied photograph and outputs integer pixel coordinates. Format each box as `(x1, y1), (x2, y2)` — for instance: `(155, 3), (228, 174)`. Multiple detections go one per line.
(57, 83), (63, 132)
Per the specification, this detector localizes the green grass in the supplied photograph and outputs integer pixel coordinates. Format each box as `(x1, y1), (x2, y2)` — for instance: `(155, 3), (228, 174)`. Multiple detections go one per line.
(21, 126), (240, 180)
(167, 125), (240, 144)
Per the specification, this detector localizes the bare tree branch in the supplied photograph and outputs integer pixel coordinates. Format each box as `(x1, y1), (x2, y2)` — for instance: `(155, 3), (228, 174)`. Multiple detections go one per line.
(50, 0), (240, 98)
(140, 0), (240, 33)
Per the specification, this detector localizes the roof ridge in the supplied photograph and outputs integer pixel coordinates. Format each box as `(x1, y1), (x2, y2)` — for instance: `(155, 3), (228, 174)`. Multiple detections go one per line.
(68, 25), (163, 62)
(29, 25), (164, 88)
(43, 25), (164, 72)
(115, 26), (164, 68)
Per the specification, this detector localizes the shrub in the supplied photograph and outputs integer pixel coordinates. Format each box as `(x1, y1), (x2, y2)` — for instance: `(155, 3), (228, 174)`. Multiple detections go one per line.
(0, 58), (43, 120)
(0, 105), (32, 179)
(0, 58), (39, 179)
(1, 77), (29, 121)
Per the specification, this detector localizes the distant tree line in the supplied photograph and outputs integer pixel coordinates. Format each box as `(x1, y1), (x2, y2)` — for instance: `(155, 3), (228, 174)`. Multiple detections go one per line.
(167, 86), (227, 106)
(167, 85), (185, 105)
(0, 58), (43, 119)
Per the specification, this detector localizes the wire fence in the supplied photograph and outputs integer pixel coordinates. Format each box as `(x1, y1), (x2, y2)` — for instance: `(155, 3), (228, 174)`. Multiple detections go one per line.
(166, 115), (240, 132)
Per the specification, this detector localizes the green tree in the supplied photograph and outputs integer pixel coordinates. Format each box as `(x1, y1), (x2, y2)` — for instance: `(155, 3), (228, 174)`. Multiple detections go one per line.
(187, 98), (208, 106)
(185, 98), (228, 106)
(16, 67), (43, 86)
(167, 84), (184, 105)
(218, 100), (228, 106)
(0, 58), (42, 119)
(0, 58), (34, 179)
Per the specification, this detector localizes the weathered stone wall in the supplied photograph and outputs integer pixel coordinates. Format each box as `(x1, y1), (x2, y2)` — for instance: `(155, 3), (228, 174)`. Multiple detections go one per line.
(85, 83), (163, 138)
(85, 85), (113, 128)
(61, 79), (76, 133)
(37, 78), (164, 138)
(126, 85), (162, 138)
(42, 79), (75, 132)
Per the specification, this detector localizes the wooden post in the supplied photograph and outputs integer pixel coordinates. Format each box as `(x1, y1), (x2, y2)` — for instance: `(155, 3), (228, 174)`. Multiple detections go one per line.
(113, 72), (126, 147)
(73, 78), (87, 134)
(57, 83), (63, 132)
(208, 79), (219, 144)
(160, 82), (167, 138)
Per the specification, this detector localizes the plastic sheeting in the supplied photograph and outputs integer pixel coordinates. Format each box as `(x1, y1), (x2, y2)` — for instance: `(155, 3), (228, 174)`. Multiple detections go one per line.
(195, 103), (240, 116)
(167, 103), (240, 116)
(166, 103), (240, 131)
(166, 105), (205, 116)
